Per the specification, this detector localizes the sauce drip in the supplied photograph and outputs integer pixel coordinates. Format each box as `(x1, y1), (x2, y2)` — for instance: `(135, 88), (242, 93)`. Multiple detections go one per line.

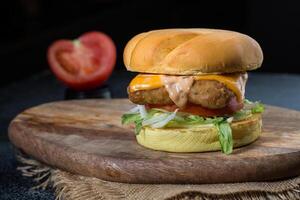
(162, 76), (194, 108)
(238, 73), (248, 99)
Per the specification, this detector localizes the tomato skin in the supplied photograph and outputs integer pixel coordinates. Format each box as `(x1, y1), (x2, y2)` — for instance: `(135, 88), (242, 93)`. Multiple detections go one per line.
(47, 31), (116, 90)
(147, 97), (243, 117)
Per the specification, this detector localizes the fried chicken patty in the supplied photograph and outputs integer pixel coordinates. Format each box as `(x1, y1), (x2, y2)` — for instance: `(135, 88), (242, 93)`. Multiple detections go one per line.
(128, 80), (235, 109)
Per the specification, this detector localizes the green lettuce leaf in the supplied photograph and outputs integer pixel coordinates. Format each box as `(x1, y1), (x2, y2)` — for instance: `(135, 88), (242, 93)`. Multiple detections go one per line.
(233, 110), (252, 121)
(121, 113), (143, 135)
(232, 99), (265, 121)
(215, 120), (233, 154)
(251, 102), (265, 113)
(165, 115), (223, 128)
(121, 113), (141, 125)
(244, 99), (265, 113)
(134, 118), (143, 135)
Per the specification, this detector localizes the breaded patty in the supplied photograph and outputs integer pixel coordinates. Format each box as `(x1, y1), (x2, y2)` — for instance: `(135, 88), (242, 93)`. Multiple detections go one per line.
(128, 80), (235, 109)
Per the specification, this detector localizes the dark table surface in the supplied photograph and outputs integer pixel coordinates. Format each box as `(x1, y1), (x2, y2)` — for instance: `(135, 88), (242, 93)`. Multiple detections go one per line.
(1, 70), (300, 200)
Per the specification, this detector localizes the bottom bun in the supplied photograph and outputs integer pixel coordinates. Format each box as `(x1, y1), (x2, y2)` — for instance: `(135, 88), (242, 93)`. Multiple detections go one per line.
(136, 113), (262, 152)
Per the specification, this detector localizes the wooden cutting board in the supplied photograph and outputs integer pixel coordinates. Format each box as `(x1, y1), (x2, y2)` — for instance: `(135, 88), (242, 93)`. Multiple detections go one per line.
(8, 99), (300, 184)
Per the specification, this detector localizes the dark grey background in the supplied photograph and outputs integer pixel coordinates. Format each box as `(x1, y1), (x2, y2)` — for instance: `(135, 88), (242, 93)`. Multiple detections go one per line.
(1, 0), (300, 86)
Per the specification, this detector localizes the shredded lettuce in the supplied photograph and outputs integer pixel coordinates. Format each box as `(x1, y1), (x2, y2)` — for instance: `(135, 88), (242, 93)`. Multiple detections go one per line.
(244, 99), (265, 113)
(215, 120), (233, 154)
(121, 113), (143, 135)
(251, 102), (265, 113)
(121, 113), (141, 124)
(165, 115), (223, 128)
(233, 99), (265, 121)
(121, 99), (264, 154)
(233, 110), (252, 121)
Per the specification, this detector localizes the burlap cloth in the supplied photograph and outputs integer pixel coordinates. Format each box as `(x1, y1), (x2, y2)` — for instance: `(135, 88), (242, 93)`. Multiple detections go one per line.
(17, 154), (300, 200)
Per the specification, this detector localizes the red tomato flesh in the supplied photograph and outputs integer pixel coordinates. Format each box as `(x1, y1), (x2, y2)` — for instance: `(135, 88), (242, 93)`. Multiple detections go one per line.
(147, 97), (243, 117)
(47, 31), (116, 90)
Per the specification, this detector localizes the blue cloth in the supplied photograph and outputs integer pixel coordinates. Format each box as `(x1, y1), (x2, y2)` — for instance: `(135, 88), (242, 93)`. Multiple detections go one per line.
(0, 142), (55, 200)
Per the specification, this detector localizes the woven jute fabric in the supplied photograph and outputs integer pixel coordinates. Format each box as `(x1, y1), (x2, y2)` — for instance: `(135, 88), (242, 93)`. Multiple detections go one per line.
(17, 155), (300, 200)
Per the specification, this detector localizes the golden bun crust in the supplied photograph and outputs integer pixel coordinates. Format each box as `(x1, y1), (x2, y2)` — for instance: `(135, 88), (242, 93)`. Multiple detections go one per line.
(124, 29), (263, 75)
(136, 113), (262, 152)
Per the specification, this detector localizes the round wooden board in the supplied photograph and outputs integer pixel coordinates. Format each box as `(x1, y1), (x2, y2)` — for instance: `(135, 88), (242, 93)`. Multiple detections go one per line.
(8, 99), (300, 184)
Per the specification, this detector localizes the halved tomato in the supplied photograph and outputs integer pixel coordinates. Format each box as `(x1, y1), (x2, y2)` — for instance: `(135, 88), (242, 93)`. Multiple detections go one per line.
(47, 31), (116, 90)
(147, 97), (243, 117)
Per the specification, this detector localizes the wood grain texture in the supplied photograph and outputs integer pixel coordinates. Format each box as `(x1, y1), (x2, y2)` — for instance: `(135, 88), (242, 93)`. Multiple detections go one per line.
(8, 99), (300, 184)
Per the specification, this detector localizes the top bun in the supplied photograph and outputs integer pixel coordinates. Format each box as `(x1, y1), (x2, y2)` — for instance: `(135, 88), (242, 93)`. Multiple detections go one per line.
(123, 29), (263, 75)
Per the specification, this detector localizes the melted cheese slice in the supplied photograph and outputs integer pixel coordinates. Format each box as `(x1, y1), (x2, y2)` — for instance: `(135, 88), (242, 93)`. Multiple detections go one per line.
(194, 73), (247, 102)
(129, 74), (163, 92)
(129, 73), (247, 103)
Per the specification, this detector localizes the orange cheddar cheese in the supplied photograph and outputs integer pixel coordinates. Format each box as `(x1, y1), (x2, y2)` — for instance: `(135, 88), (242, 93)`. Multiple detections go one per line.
(129, 73), (247, 103)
